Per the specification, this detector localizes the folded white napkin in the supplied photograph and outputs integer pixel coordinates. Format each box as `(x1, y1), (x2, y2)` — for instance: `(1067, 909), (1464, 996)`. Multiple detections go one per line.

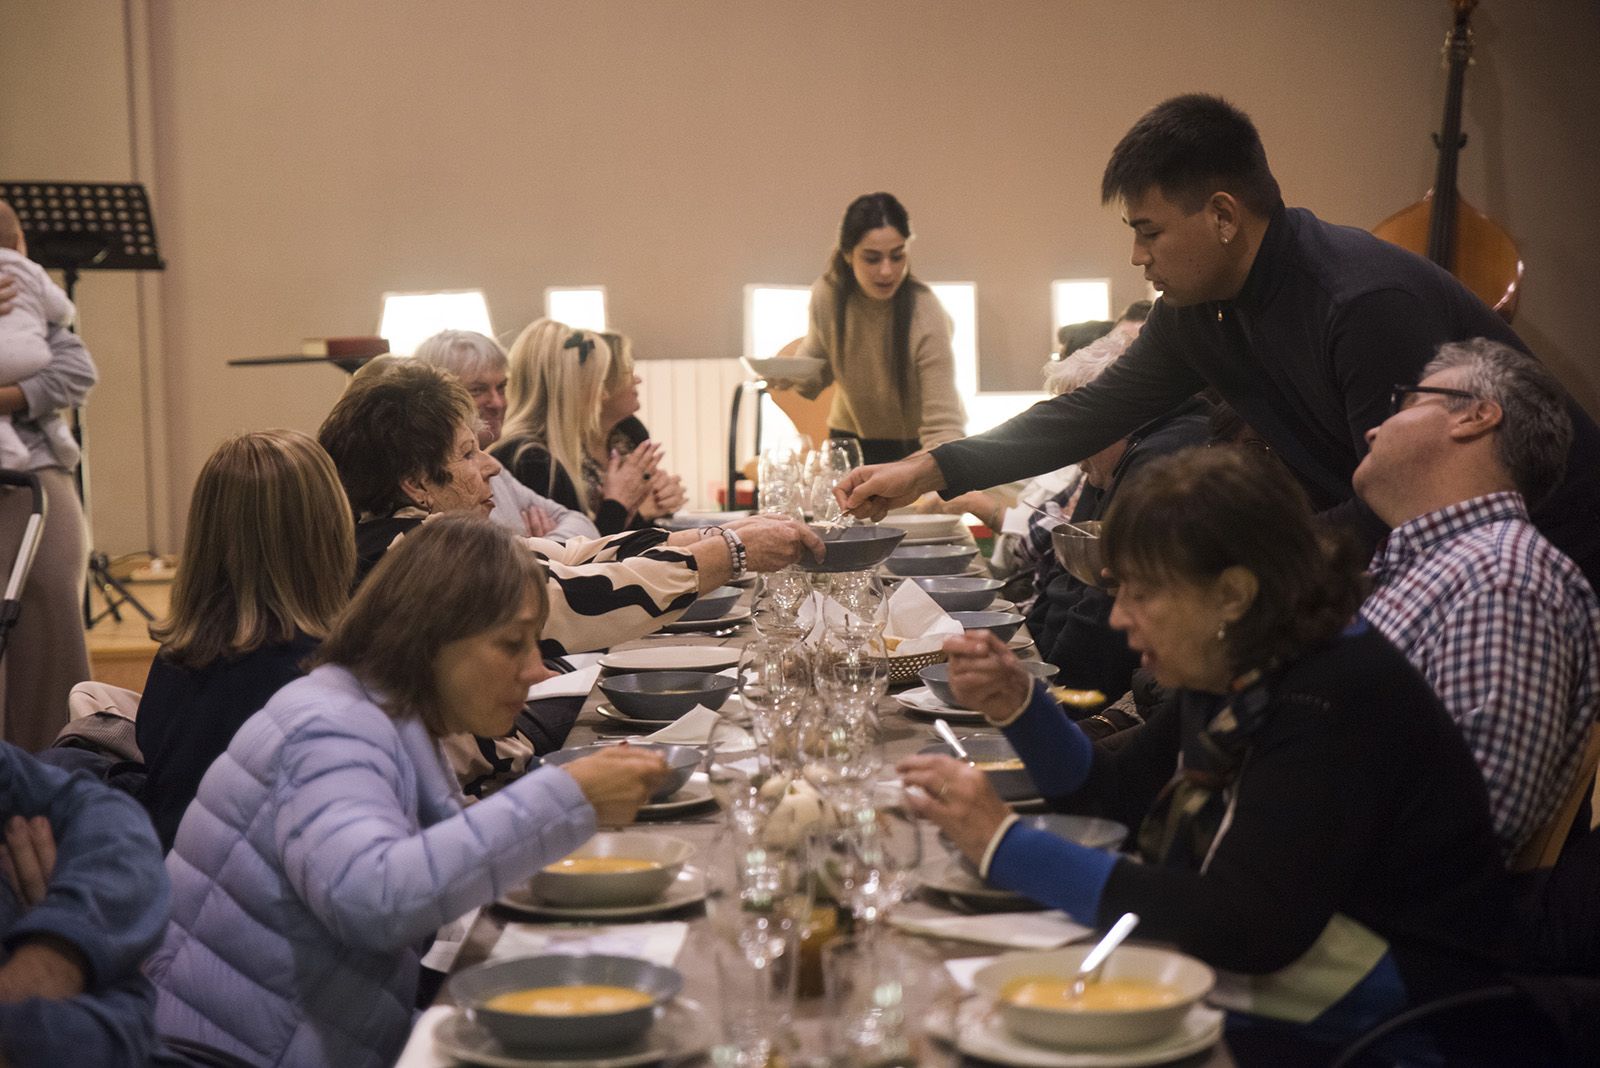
(944, 954), (999, 993)
(888, 907), (1091, 950)
(560, 651), (606, 672)
(644, 705), (751, 746)
(419, 906), (481, 973)
(490, 920), (690, 968)
(527, 663), (600, 701)
(897, 685), (960, 713)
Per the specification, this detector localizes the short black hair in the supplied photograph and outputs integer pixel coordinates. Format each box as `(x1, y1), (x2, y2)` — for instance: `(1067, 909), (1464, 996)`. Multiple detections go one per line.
(1101, 94), (1282, 216)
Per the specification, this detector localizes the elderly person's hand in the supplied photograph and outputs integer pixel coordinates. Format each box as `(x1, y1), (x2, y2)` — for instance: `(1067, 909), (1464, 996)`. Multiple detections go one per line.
(0, 815), (56, 908)
(560, 745), (670, 825)
(898, 753), (1013, 865)
(944, 631), (1034, 724)
(728, 514), (827, 572)
(602, 441), (664, 512)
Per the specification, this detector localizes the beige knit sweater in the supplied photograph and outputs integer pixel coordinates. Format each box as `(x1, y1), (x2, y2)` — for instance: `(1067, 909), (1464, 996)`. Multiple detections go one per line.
(794, 277), (966, 448)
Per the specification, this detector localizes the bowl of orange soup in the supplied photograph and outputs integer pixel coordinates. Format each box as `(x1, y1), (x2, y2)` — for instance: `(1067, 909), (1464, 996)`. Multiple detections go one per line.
(972, 944), (1214, 1049)
(532, 831), (695, 907)
(449, 953), (683, 1051)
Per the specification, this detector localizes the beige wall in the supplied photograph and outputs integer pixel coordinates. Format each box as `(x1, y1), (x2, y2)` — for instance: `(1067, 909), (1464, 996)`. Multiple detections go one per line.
(4, 0), (1597, 553)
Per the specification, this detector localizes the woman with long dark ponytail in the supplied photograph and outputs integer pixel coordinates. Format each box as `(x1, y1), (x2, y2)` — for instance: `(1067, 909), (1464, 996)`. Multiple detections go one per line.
(791, 192), (965, 465)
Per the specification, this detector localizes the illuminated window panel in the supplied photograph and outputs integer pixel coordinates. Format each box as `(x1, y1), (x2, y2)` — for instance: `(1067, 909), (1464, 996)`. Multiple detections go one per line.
(743, 284), (812, 361)
(928, 282), (978, 399)
(545, 286), (608, 332)
(1051, 279), (1113, 339)
(378, 290), (493, 356)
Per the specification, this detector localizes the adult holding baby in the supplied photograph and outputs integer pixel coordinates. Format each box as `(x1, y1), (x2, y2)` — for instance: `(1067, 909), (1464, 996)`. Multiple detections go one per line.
(0, 201), (97, 752)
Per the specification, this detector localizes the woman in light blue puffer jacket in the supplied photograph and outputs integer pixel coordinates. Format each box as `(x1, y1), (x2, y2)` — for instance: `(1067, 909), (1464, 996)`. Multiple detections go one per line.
(147, 517), (668, 1068)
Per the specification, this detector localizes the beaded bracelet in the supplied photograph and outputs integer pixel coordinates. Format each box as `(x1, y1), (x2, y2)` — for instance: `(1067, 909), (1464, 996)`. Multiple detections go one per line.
(702, 525), (747, 579)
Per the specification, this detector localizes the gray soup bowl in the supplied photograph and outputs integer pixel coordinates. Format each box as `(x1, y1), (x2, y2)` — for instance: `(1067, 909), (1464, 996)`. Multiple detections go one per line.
(911, 575), (1003, 613)
(598, 671), (735, 721)
(450, 953), (683, 1052)
(919, 735), (1035, 801)
(884, 544), (979, 577)
(919, 660), (1057, 709)
(542, 743), (701, 803)
(677, 585), (743, 622)
(948, 610), (1026, 642)
(798, 524), (907, 573)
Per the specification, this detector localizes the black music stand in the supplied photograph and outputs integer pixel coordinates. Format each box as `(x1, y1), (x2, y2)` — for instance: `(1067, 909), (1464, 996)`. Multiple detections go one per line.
(2, 181), (166, 626)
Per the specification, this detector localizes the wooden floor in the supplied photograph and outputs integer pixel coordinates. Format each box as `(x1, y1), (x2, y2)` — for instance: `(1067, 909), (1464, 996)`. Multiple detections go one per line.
(84, 566), (170, 693)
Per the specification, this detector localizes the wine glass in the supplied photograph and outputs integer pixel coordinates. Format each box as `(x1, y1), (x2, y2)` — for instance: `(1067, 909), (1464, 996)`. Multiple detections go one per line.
(826, 571), (887, 639)
(704, 829), (815, 1067)
(750, 571), (812, 642)
(796, 703), (883, 811)
(705, 716), (791, 839)
(817, 790), (923, 931)
(813, 630), (890, 713)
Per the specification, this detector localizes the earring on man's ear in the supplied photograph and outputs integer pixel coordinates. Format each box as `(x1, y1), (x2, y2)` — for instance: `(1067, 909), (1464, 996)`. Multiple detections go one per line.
(1215, 620), (1229, 642)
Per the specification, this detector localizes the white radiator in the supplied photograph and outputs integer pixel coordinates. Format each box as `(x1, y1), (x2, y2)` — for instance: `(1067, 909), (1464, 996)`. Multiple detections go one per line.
(636, 357), (756, 510)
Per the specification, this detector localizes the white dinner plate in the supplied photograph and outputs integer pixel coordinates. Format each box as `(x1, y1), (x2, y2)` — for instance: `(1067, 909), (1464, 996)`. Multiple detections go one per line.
(659, 608), (752, 634)
(599, 646), (742, 673)
(928, 997), (1224, 1067)
(920, 857), (1036, 909)
(432, 996), (713, 1068)
(593, 703), (681, 731)
(497, 866), (707, 921)
(635, 776), (716, 818)
(893, 687), (986, 723)
(898, 532), (975, 547)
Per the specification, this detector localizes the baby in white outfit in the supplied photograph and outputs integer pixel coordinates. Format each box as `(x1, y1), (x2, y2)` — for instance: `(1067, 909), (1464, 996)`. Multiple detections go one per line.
(0, 201), (80, 470)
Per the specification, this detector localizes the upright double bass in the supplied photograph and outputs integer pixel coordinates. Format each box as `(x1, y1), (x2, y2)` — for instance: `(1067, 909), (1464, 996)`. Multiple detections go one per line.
(1372, 0), (1523, 321)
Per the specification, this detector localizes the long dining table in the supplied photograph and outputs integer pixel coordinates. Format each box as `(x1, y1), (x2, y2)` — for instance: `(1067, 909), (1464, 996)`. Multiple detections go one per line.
(404, 585), (1236, 1068)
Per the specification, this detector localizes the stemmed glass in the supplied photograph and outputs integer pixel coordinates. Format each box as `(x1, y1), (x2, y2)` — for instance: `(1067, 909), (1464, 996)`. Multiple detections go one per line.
(704, 828), (816, 1067)
(796, 703), (883, 812)
(705, 716), (791, 840)
(812, 630), (890, 713)
(810, 439), (863, 530)
(750, 571), (813, 642)
(816, 789), (923, 933)
(826, 571), (887, 640)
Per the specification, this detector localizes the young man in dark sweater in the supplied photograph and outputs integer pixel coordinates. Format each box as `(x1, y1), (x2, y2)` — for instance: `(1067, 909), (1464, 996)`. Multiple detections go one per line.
(839, 93), (1600, 589)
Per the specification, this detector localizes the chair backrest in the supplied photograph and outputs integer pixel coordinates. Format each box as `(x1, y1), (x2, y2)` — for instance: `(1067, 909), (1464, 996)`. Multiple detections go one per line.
(1512, 720), (1600, 872)
(765, 337), (834, 448)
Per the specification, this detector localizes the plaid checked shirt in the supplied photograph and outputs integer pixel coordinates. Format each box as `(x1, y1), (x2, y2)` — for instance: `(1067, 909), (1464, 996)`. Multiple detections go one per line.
(1362, 492), (1600, 859)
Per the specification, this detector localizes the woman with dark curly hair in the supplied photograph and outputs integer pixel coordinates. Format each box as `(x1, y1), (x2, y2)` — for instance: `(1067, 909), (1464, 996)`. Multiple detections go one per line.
(900, 447), (1509, 1054)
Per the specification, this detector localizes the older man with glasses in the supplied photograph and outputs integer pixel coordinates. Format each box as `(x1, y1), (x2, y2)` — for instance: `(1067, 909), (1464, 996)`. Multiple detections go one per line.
(1355, 338), (1600, 864)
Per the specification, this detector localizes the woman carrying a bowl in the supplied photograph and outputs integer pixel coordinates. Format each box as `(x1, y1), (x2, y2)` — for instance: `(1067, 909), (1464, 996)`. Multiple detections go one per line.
(786, 192), (965, 465)
(899, 448), (1510, 1057)
(150, 517), (671, 1068)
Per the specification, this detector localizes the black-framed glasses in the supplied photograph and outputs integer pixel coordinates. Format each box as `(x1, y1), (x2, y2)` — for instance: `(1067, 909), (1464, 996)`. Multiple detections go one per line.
(1389, 384), (1478, 415)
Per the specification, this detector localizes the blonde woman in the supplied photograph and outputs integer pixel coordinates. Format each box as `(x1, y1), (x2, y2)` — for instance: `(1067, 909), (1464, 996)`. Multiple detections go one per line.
(493, 318), (681, 534)
(137, 430), (354, 852)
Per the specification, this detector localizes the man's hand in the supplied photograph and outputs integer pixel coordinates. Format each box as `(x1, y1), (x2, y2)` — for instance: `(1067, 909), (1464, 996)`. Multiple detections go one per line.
(834, 452), (946, 521)
(0, 936), (89, 1003)
(1, 815), (56, 907)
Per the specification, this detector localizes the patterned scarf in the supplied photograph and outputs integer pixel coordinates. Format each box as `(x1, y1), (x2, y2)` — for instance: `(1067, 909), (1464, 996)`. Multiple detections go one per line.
(1136, 668), (1275, 870)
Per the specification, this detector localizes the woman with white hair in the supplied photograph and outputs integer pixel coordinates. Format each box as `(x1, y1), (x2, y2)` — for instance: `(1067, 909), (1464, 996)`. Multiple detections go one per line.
(413, 329), (597, 541)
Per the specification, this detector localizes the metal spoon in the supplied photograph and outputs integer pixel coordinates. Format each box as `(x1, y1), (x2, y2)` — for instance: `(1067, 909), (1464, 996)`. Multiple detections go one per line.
(1071, 912), (1140, 1000)
(933, 718), (972, 762)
